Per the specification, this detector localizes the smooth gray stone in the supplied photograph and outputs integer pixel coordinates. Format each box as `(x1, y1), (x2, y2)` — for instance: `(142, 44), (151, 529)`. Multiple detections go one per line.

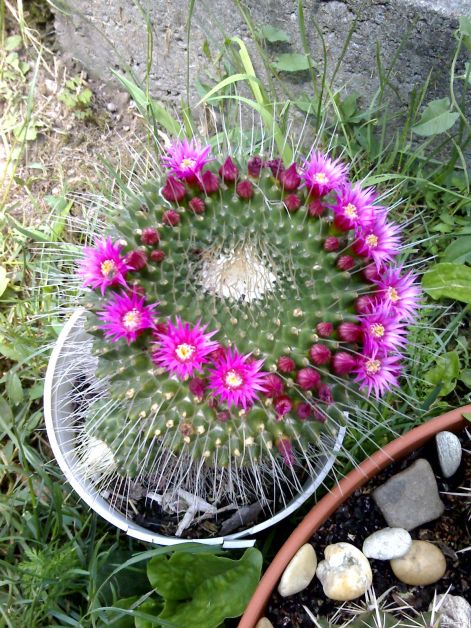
(373, 458), (444, 531)
(435, 431), (462, 478)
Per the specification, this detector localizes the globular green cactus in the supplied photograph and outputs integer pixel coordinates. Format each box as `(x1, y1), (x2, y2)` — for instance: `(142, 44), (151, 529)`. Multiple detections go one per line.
(74, 139), (416, 514)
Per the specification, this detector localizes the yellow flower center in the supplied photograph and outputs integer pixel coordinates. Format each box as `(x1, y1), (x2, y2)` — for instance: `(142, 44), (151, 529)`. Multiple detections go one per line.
(181, 158), (196, 169)
(366, 359), (381, 374)
(365, 234), (379, 248)
(175, 343), (196, 362)
(344, 203), (358, 218)
(370, 323), (385, 338)
(122, 308), (141, 331)
(101, 259), (117, 278)
(387, 286), (399, 302)
(225, 369), (243, 389)
(314, 172), (328, 184)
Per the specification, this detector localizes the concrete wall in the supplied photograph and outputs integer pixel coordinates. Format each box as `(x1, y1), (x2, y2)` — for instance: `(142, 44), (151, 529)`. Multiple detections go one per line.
(53, 0), (469, 112)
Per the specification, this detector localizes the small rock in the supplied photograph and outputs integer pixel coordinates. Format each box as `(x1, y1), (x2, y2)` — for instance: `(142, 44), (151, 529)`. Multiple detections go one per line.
(390, 540), (446, 585)
(362, 527), (412, 560)
(255, 619), (274, 628)
(44, 78), (57, 93)
(278, 544), (317, 597)
(432, 593), (471, 628)
(436, 431), (462, 478)
(373, 458), (444, 531)
(316, 542), (372, 601)
(107, 101), (118, 113)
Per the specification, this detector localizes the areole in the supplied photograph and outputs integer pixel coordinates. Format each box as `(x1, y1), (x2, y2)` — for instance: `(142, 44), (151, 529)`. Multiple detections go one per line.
(239, 405), (470, 626)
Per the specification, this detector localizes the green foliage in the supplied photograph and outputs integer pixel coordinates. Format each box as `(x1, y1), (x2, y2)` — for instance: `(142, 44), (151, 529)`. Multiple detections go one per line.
(442, 237), (471, 264)
(258, 24), (291, 43)
(412, 97), (459, 137)
(112, 548), (263, 628)
(58, 74), (93, 119)
(424, 350), (461, 397)
(422, 263), (471, 303)
(272, 52), (312, 72)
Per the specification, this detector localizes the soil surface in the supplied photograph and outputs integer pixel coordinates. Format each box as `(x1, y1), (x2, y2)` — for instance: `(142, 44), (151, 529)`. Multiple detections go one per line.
(266, 430), (471, 626)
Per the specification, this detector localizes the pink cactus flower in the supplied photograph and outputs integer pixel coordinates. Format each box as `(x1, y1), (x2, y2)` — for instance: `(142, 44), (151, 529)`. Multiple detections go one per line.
(152, 318), (219, 379)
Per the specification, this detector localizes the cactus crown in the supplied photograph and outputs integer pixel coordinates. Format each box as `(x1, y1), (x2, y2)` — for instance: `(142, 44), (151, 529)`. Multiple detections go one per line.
(73, 137), (419, 528)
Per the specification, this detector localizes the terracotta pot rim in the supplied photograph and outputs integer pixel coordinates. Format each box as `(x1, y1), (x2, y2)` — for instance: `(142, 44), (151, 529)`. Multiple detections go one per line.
(239, 405), (471, 628)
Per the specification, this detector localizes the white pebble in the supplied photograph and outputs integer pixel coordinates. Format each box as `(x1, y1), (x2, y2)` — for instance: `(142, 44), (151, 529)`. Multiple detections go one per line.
(436, 431), (462, 478)
(316, 542), (372, 601)
(362, 527), (412, 560)
(277, 544), (317, 597)
(255, 619), (274, 628)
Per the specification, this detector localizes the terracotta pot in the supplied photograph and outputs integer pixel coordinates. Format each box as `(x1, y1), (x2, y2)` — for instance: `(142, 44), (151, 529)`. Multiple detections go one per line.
(239, 405), (470, 628)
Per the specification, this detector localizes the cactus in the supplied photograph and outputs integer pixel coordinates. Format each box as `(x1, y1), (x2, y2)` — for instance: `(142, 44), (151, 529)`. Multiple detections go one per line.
(71, 138), (419, 521)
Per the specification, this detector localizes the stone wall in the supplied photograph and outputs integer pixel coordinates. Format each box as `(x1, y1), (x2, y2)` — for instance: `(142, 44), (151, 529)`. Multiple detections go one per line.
(53, 0), (469, 111)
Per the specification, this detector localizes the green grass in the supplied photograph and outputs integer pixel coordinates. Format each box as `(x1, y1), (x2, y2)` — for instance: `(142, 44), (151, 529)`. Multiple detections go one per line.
(0, 2), (470, 625)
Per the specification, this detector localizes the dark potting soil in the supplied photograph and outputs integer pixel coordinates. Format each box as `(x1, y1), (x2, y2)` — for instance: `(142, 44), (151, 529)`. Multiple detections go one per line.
(133, 460), (311, 538)
(106, 465), (310, 539)
(266, 431), (471, 627)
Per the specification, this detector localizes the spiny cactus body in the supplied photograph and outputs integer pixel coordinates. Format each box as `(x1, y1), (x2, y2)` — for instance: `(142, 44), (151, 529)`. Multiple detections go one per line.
(75, 140), (419, 513)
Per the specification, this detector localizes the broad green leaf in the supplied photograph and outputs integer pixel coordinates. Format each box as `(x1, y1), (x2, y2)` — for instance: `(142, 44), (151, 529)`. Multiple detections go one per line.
(134, 599), (162, 628)
(0, 267), (8, 297)
(422, 262), (471, 303)
(459, 369), (471, 388)
(424, 351), (460, 397)
(0, 395), (13, 423)
(5, 35), (22, 51)
(339, 93), (359, 120)
(0, 342), (22, 361)
(442, 237), (471, 264)
(463, 411), (471, 421)
(149, 548), (262, 628)
(148, 552), (236, 600)
(459, 16), (471, 37)
(259, 25), (290, 43)
(272, 53), (311, 72)
(6, 372), (24, 406)
(13, 123), (38, 141)
(294, 93), (317, 113)
(412, 98), (459, 137)
(28, 382), (45, 400)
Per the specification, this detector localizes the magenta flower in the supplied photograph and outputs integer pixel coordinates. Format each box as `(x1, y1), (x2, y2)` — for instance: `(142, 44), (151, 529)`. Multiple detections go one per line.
(373, 266), (421, 321)
(354, 351), (402, 398)
(208, 348), (268, 410)
(353, 213), (401, 268)
(301, 150), (348, 197)
(98, 291), (158, 344)
(152, 318), (219, 379)
(361, 306), (407, 353)
(332, 182), (377, 231)
(162, 138), (212, 181)
(78, 237), (132, 295)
